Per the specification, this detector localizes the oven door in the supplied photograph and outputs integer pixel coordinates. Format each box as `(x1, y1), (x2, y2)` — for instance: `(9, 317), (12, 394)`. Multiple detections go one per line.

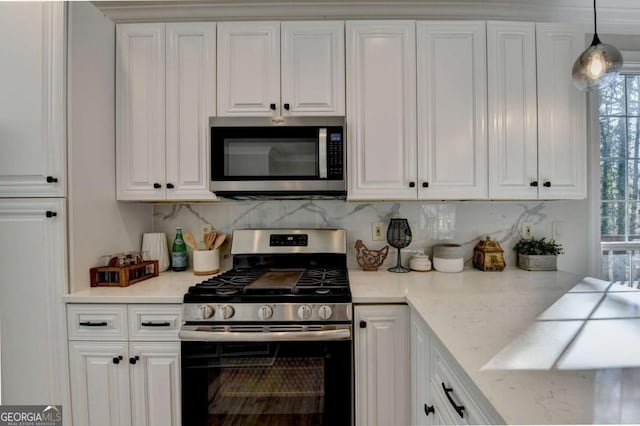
(181, 334), (352, 425)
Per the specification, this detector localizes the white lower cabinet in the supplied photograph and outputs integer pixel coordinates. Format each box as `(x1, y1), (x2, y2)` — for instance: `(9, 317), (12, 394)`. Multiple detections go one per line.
(129, 342), (181, 426)
(67, 304), (182, 426)
(411, 310), (433, 425)
(68, 341), (132, 426)
(0, 199), (68, 406)
(410, 308), (503, 425)
(354, 304), (409, 426)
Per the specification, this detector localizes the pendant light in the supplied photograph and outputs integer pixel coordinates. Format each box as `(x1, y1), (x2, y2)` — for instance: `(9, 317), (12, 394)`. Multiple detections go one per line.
(572, 0), (623, 91)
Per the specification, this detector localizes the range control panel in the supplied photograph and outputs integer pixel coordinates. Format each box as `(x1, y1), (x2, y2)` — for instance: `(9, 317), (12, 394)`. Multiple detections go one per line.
(270, 234), (309, 247)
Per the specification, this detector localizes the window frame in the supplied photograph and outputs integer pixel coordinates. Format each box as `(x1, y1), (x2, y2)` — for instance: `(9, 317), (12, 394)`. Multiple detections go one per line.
(595, 51), (640, 280)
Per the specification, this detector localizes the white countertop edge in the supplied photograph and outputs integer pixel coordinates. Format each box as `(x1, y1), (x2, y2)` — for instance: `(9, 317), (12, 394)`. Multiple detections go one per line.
(63, 294), (184, 304)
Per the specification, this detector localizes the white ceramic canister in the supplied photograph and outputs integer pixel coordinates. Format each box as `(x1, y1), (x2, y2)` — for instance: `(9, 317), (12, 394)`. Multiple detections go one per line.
(142, 233), (170, 272)
(409, 253), (432, 271)
(432, 243), (464, 273)
(193, 249), (220, 275)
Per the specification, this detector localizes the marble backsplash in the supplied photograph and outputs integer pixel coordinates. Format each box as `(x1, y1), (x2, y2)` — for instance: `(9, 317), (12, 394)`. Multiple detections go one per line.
(152, 199), (590, 276)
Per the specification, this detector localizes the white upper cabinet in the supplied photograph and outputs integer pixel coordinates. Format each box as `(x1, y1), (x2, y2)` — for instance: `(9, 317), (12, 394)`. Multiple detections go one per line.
(536, 23), (587, 199)
(0, 2), (65, 197)
(281, 21), (345, 116)
(346, 21), (417, 200)
(116, 23), (166, 201)
(165, 22), (216, 201)
(117, 22), (216, 201)
(417, 21), (488, 199)
(217, 21), (345, 117)
(487, 21), (538, 199)
(217, 22), (281, 116)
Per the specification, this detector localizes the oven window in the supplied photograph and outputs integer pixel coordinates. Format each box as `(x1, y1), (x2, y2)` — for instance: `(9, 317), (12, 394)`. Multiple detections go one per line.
(182, 341), (352, 426)
(212, 355), (324, 423)
(224, 138), (318, 177)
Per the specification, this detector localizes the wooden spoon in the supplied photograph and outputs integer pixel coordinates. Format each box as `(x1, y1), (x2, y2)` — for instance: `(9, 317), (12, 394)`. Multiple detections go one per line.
(212, 233), (226, 251)
(183, 232), (199, 250)
(204, 231), (217, 250)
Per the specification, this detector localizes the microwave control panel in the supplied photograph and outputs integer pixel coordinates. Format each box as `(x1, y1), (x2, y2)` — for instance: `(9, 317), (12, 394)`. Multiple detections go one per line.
(327, 130), (344, 179)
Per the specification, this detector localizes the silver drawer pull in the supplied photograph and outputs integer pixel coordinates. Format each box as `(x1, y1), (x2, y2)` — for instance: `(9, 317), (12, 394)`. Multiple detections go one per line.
(141, 321), (172, 327)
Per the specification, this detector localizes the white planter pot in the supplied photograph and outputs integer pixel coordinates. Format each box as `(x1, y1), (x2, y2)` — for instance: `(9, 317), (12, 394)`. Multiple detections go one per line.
(517, 254), (558, 271)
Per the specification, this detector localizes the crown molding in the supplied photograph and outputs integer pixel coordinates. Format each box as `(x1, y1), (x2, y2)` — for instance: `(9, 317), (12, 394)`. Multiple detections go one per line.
(91, 0), (640, 33)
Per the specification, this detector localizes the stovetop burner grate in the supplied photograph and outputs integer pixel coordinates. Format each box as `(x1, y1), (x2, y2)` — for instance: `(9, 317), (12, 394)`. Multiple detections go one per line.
(186, 267), (349, 299)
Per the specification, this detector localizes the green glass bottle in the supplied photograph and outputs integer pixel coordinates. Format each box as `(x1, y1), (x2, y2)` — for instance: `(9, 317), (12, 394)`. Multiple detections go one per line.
(171, 227), (187, 272)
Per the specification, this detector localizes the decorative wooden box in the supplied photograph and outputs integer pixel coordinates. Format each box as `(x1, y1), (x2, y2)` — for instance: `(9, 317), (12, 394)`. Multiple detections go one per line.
(472, 237), (506, 272)
(90, 260), (159, 287)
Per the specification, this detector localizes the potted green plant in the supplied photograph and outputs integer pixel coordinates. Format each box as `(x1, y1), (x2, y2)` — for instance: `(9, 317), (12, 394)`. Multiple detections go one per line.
(513, 237), (564, 271)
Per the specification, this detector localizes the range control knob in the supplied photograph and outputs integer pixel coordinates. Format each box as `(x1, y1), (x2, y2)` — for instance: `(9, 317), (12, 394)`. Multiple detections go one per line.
(220, 304), (235, 319)
(198, 304), (215, 319)
(258, 305), (273, 320)
(318, 305), (333, 320)
(297, 305), (312, 320)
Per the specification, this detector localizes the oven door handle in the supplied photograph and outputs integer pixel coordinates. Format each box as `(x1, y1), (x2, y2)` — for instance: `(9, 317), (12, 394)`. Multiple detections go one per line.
(179, 328), (351, 342)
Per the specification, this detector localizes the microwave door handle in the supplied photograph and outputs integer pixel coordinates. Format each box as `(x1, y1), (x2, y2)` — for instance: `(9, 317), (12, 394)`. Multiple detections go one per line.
(319, 128), (327, 179)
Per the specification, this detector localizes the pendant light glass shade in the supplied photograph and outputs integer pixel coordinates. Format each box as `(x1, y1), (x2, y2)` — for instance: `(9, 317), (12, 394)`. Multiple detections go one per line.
(572, 0), (623, 91)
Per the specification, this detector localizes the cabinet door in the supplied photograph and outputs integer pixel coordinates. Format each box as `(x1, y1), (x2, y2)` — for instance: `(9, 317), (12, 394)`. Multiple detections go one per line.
(0, 2), (65, 197)
(0, 199), (67, 405)
(116, 23), (166, 201)
(411, 310), (433, 425)
(217, 22), (280, 116)
(487, 22), (538, 199)
(129, 342), (181, 426)
(417, 21), (487, 199)
(346, 21), (417, 200)
(355, 305), (409, 426)
(68, 341), (131, 426)
(281, 21), (345, 116)
(166, 22), (217, 201)
(536, 23), (587, 199)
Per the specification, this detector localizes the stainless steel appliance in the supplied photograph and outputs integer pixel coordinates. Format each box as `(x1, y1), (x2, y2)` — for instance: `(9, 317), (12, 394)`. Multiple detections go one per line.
(180, 229), (352, 425)
(210, 117), (346, 197)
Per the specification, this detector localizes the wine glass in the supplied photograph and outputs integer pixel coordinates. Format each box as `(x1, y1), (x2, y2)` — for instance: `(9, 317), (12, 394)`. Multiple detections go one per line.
(387, 218), (412, 273)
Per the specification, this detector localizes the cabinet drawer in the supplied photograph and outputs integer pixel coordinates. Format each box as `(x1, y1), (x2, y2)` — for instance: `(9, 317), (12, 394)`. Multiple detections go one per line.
(128, 304), (182, 341)
(67, 304), (128, 341)
(430, 339), (497, 425)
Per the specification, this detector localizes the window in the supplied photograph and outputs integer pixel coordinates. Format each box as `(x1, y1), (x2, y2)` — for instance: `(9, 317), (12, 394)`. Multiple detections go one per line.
(600, 72), (640, 282)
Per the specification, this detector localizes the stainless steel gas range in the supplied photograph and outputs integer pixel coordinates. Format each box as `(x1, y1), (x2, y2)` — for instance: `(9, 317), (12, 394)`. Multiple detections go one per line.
(179, 229), (353, 425)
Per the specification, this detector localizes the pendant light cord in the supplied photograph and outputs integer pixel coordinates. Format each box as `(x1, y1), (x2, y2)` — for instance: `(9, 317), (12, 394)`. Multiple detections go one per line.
(593, 0), (598, 36)
(591, 0), (601, 46)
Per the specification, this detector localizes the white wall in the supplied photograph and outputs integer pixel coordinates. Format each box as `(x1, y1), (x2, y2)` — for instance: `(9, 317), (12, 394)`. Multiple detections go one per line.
(67, 2), (152, 292)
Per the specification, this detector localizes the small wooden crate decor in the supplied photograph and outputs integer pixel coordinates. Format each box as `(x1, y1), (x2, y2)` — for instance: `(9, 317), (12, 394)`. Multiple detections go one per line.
(90, 260), (159, 287)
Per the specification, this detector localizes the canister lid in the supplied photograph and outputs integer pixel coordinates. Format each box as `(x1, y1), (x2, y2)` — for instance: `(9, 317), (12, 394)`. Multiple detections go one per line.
(432, 243), (463, 259)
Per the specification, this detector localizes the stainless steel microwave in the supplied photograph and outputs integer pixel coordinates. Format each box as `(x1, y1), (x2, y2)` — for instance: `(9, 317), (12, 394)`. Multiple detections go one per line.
(210, 116), (346, 198)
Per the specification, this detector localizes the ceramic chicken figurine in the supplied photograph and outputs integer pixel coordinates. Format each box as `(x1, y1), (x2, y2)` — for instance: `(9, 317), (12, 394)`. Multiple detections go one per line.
(355, 240), (389, 271)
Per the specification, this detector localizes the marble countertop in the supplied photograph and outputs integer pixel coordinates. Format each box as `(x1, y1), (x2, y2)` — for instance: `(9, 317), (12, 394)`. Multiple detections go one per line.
(63, 271), (199, 303)
(349, 268), (640, 424)
(64, 267), (640, 424)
